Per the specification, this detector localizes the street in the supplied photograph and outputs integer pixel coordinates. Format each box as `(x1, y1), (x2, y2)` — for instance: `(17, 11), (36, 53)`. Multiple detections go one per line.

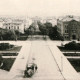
(0, 40), (80, 80)
(26, 41), (64, 80)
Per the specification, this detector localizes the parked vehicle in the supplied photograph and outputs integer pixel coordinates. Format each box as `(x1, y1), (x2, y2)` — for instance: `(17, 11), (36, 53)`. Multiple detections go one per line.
(24, 63), (38, 78)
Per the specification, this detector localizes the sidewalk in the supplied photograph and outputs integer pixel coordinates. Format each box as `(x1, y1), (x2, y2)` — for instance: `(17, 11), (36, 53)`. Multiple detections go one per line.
(47, 41), (80, 80)
(8, 41), (31, 79)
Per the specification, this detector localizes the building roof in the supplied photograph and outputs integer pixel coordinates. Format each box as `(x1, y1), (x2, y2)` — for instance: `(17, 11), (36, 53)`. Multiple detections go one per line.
(3, 22), (22, 26)
(58, 15), (80, 22)
(68, 19), (80, 26)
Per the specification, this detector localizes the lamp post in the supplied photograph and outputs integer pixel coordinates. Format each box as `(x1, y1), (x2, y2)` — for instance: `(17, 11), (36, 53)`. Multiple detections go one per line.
(61, 56), (63, 72)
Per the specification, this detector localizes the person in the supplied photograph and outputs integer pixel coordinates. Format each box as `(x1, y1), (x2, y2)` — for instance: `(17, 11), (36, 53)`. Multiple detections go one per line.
(31, 63), (38, 71)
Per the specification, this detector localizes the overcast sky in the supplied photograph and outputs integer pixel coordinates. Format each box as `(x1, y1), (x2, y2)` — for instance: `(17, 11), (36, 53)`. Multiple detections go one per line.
(0, 0), (80, 17)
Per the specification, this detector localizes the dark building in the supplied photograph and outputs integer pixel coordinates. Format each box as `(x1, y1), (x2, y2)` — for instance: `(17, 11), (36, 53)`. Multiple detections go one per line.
(57, 16), (80, 40)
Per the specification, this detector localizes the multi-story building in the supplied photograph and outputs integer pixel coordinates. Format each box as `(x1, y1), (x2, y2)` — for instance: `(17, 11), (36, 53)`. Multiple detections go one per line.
(57, 15), (80, 40)
(2, 17), (33, 33)
(3, 22), (25, 33)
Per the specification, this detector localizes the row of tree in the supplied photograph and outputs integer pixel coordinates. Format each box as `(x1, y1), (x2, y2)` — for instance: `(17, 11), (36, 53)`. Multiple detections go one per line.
(0, 29), (16, 40)
(37, 21), (63, 40)
(0, 28), (26, 40)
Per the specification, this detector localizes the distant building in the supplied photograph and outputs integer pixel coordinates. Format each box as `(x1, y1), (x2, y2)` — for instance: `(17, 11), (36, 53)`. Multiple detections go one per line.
(0, 18), (5, 28)
(40, 17), (57, 26)
(0, 16), (34, 34)
(57, 15), (80, 40)
(3, 22), (25, 33)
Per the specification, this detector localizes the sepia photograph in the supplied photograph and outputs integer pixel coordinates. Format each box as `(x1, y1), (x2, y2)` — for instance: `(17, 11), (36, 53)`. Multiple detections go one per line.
(0, 0), (80, 80)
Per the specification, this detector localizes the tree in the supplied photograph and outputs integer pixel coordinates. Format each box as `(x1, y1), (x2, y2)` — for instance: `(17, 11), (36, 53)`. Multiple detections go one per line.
(38, 21), (64, 40)
(4, 30), (16, 40)
(44, 22), (53, 35)
(15, 30), (20, 36)
(37, 21), (47, 37)
(48, 25), (62, 40)
(0, 29), (16, 40)
(44, 22), (52, 30)
(28, 24), (36, 39)
(64, 41), (80, 50)
(24, 28), (30, 35)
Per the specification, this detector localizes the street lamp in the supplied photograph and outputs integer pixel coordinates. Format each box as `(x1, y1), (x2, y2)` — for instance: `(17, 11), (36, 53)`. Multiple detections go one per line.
(61, 56), (63, 72)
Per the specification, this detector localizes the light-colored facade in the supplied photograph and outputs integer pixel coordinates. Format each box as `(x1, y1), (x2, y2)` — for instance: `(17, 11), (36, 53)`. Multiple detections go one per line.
(0, 18), (5, 28)
(0, 17), (33, 33)
(3, 22), (25, 33)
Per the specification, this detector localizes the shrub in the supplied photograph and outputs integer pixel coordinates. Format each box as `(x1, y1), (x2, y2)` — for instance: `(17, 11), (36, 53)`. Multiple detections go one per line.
(0, 43), (14, 50)
(1, 58), (15, 71)
(0, 29), (16, 40)
(64, 41), (80, 50)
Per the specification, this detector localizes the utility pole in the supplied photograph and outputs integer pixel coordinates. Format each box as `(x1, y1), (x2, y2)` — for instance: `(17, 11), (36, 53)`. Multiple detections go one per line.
(61, 56), (63, 72)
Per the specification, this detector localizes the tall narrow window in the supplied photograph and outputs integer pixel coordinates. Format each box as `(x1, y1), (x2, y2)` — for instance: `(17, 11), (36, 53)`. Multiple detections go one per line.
(18, 26), (19, 29)
(9, 26), (10, 29)
(14, 26), (16, 30)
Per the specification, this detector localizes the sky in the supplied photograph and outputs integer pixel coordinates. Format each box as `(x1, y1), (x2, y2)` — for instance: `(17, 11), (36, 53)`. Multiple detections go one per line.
(0, 0), (80, 17)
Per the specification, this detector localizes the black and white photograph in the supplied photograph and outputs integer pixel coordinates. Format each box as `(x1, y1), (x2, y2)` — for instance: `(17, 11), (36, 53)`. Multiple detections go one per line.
(0, 0), (80, 80)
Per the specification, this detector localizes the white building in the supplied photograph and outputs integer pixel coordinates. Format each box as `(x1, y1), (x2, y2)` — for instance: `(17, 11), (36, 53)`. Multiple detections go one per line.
(0, 16), (34, 33)
(3, 22), (25, 33)
(2, 17), (33, 33)
(0, 18), (5, 28)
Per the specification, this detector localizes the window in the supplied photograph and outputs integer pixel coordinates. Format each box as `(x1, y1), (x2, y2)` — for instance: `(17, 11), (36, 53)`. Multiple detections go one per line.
(17, 26), (19, 29)
(65, 24), (68, 29)
(67, 30), (68, 33)
(67, 36), (68, 38)
(72, 30), (76, 33)
(65, 36), (66, 38)
(65, 36), (69, 39)
(14, 26), (16, 29)
(9, 26), (10, 29)
(65, 30), (68, 33)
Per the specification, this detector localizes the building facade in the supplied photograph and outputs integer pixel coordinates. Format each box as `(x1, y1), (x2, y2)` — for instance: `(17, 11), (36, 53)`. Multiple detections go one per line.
(0, 16), (33, 34)
(3, 22), (25, 33)
(57, 16), (80, 40)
